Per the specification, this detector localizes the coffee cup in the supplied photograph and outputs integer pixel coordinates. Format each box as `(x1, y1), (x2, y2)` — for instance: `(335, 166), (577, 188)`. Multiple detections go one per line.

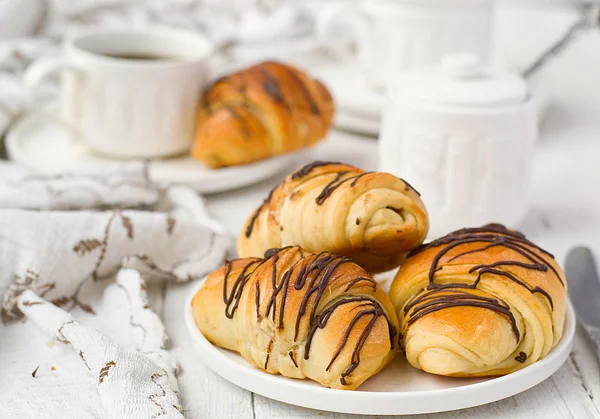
(317, 0), (493, 90)
(24, 26), (213, 158)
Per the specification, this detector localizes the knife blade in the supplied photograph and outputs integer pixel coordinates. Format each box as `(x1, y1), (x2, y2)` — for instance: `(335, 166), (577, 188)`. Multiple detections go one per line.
(565, 246), (600, 359)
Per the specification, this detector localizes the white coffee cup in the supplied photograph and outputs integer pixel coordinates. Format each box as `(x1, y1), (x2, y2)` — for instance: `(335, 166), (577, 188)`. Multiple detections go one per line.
(317, 0), (493, 90)
(24, 27), (213, 158)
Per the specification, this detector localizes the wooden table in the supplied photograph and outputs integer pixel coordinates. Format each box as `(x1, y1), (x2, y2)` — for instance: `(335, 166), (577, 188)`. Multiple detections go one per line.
(165, 8), (600, 419)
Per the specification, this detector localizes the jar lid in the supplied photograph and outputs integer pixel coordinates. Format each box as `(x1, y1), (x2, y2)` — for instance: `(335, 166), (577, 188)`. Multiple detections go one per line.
(394, 53), (529, 107)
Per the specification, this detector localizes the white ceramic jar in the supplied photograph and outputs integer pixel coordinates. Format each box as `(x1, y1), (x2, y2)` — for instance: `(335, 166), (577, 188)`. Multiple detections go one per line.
(317, 0), (493, 90)
(379, 53), (538, 237)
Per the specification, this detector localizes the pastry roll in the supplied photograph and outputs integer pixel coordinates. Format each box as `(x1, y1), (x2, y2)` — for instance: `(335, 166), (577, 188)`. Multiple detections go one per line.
(237, 161), (429, 273)
(390, 224), (567, 377)
(192, 61), (334, 168)
(192, 246), (399, 390)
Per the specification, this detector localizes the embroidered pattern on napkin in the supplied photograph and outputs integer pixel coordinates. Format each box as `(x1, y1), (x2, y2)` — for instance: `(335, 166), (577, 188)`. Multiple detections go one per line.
(0, 162), (231, 418)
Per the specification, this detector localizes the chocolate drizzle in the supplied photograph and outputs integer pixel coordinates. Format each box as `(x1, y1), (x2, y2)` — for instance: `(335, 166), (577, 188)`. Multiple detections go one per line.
(224, 104), (252, 138)
(305, 297), (392, 385)
(220, 247), (396, 386)
(291, 252), (396, 384)
(291, 161), (345, 180)
(344, 276), (378, 292)
(223, 259), (262, 319)
(201, 75), (226, 110)
(273, 62), (321, 115)
(255, 280), (261, 319)
(315, 171), (350, 204)
(264, 250), (295, 328)
(404, 288), (520, 340)
(291, 161), (419, 208)
(349, 171), (373, 187)
(515, 351), (527, 363)
(293, 254), (355, 340)
(314, 170), (381, 205)
(289, 350), (298, 367)
(245, 207), (262, 238)
(264, 340), (273, 369)
(291, 162), (371, 205)
(260, 69), (285, 104)
(418, 224), (562, 288)
(402, 179), (421, 196)
(245, 185), (277, 238)
(403, 224), (560, 345)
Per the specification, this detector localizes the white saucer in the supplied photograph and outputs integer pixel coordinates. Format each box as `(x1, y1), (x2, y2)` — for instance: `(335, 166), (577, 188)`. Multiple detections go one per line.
(185, 279), (575, 415)
(334, 112), (380, 137)
(306, 54), (550, 136)
(6, 112), (299, 194)
(308, 55), (385, 123)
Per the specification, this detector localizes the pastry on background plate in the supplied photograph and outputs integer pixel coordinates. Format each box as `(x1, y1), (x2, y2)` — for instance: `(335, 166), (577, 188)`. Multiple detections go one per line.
(238, 161), (429, 273)
(192, 246), (399, 390)
(192, 61), (334, 168)
(390, 224), (567, 377)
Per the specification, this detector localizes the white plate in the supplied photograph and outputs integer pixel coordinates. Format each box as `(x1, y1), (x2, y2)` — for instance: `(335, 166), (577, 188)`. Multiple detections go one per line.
(6, 112), (298, 194)
(185, 279), (575, 415)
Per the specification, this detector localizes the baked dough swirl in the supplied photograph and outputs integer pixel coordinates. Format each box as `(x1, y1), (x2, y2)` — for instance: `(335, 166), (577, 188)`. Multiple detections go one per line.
(390, 224), (567, 377)
(237, 161), (429, 273)
(192, 246), (399, 390)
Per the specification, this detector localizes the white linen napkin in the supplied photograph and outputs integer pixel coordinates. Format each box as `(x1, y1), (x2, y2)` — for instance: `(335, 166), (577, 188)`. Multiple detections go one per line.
(0, 162), (231, 418)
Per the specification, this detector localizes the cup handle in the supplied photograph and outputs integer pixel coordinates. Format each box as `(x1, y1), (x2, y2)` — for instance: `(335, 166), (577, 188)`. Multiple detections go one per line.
(23, 57), (83, 136)
(316, 3), (372, 63)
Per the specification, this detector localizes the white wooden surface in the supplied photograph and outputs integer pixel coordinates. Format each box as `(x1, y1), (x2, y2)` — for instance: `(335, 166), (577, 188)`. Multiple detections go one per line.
(162, 9), (600, 418)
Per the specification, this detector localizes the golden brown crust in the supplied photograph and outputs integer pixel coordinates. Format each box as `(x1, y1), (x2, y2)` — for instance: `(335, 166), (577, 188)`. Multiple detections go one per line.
(237, 161), (429, 273)
(389, 224), (567, 377)
(192, 246), (399, 390)
(192, 61), (334, 168)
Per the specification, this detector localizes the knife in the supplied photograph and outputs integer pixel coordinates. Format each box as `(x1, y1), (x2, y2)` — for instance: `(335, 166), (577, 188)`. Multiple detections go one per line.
(566, 246), (600, 359)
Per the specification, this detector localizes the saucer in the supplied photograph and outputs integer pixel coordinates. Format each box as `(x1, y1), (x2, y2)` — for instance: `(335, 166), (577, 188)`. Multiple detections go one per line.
(307, 54), (385, 135)
(334, 112), (380, 137)
(307, 54), (385, 126)
(5, 112), (299, 194)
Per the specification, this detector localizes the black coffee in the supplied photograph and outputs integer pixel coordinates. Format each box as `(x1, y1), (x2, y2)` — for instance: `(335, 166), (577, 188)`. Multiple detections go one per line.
(103, 53), (178, 61)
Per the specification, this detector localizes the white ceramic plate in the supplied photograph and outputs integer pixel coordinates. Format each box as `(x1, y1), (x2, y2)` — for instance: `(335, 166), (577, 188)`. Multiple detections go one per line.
(6, 112), (299, 194)
(185, 279), (575, 415)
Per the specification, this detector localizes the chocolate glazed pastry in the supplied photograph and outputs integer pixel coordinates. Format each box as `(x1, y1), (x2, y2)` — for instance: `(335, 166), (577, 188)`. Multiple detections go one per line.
(192, 61), (335, 168)
(192, 246), (399, 390)
(390, 224), (567, 377)
(238, 161), (429, 273)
